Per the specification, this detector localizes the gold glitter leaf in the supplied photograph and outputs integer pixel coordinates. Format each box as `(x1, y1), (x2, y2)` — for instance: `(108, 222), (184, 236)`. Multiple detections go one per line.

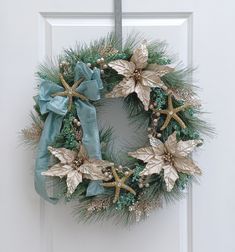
(66, 170), (83, 195)
(48, 146), (77, 164)
(174, 158), (201, 175)
(106, 78), (135, 98)
(80, 159), (114, 181)
(163, 165), (179, 192)
(42, 164), (72, 178)
(176, 139), (202, 157)
(108, 60), (135, 77)
(130, 41), (148, 69)
(141, 70), (164, 88)
(129, 147), (155, 163)
(135, 84), (151, 110)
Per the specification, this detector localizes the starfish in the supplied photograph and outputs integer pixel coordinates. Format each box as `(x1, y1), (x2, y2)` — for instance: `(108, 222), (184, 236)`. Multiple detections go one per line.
(51, 74), (87, 111)
(101, 167), (136, 203)
(155, 93), (190, 130)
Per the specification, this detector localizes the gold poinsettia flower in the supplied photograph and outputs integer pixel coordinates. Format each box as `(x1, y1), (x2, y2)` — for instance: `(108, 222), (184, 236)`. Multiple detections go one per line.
(106, 42), (173, 110)
(128, 132), (202, 191)
(42, 145), (114, 195)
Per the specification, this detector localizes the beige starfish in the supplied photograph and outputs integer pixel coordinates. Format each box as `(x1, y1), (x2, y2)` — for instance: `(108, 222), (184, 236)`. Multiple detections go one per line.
(154, 93), (190, 130)
(101, 167), (136, 203)
(51, 74), (87, 111)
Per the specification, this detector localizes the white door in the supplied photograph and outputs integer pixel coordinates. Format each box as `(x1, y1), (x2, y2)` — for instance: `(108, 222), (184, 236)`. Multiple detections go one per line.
(1, 1), (234, 252)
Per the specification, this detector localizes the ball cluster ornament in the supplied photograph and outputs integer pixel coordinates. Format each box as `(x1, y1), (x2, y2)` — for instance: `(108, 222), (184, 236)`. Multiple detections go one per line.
(21, 34), (212, 224)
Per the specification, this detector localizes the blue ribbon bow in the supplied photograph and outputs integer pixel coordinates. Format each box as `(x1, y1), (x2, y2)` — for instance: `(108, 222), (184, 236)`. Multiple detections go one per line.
(35, 62), (104, 203)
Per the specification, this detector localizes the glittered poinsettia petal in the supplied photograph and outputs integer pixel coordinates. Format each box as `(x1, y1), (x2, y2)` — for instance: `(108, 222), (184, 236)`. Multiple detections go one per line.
(106, 78), (135, 98)
(175, 139), (202, 158)
(152, 145), (165, 156)
(80, 159), (114, 180)
(48, 146), (76, 164)
(165, 132), (178, 155)
(141, 70), (165, 88)
(174, 157), (202, 175)
(135, 82), (151, 110)
(163, 164), (179, 192)
(41, 163), (72, 178)
(128, 146), (155, 163)
(140, 157), (164, 176)
(108, 60), (135, 77)
(66, 170), (83, 195)
(149, 137), (165, 156)
(149, 136), (162, 148)
(130, 42), (148, 69)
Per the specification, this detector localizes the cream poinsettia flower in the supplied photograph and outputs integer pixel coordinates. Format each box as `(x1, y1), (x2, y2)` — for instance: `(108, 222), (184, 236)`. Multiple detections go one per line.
(128, 132), (202, 191)
(106, 42), (173, 110)
(42, 145), (114, 195)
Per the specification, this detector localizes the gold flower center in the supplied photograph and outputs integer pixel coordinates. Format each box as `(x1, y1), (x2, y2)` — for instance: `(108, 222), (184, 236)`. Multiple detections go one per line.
(72, 159), (84, 169)
(133, 69), (142, 82)
(163, 152), (174, 166)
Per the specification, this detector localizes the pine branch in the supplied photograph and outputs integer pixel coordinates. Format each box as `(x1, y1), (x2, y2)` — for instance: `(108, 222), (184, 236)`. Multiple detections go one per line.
(36, 57), (61, 84)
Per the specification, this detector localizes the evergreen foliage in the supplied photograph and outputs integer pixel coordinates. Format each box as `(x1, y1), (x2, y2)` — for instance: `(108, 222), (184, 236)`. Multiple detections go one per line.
(52, 111), (78, 150)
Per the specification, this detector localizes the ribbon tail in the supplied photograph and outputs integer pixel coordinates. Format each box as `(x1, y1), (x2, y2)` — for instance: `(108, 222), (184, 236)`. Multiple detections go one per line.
(76, 100), (101, 159)
(86, 181), (104, 196)
(35, 113), (63, 203)
(76, 100), (105, 196)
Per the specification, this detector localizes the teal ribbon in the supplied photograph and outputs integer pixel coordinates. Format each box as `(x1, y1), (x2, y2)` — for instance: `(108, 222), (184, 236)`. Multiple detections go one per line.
(35, 62), (104, 203)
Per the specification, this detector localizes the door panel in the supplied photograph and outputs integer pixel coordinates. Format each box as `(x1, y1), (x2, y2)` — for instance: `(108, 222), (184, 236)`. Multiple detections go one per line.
(39, 11), (192, 252)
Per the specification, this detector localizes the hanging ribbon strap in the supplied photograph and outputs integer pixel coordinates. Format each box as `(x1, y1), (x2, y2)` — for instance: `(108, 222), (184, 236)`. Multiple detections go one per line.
(35, 62), (103, 203)
(114, 0), (122, 50)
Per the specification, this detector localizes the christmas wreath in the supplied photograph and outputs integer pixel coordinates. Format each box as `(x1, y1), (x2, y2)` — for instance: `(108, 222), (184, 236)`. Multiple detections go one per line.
(22, 34), (213, 224)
